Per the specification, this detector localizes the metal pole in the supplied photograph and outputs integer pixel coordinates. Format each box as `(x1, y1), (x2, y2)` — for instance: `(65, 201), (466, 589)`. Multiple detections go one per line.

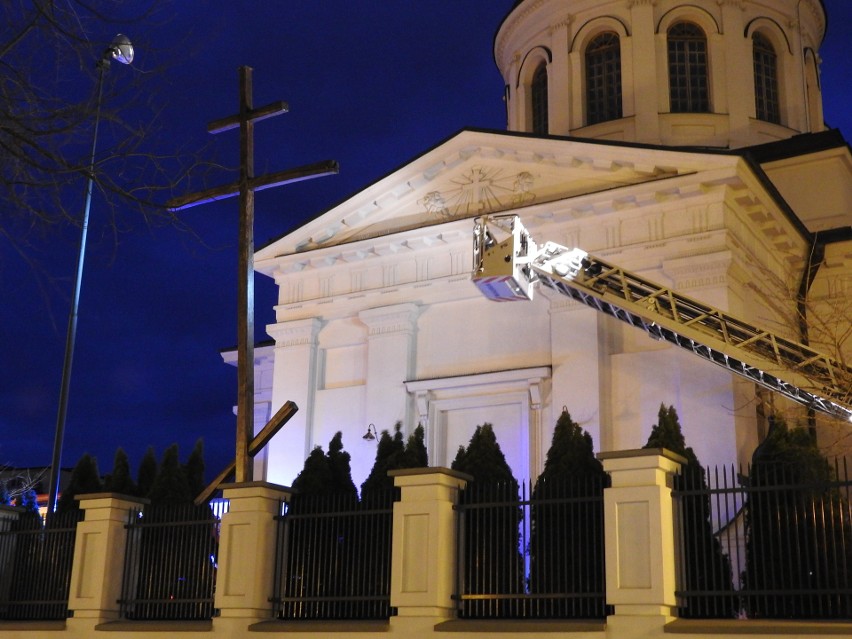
(46, 59), (109, 519)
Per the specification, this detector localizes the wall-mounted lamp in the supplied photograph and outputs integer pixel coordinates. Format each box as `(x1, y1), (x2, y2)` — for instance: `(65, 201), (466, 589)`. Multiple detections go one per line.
(362, 423), (378, 441)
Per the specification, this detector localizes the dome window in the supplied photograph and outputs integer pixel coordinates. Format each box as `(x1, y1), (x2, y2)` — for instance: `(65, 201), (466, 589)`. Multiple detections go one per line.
(585, 32), (622, 125)
(753, 32), (780, 124)
(531, 63), (549, 134)
(667, 22), (709, 113)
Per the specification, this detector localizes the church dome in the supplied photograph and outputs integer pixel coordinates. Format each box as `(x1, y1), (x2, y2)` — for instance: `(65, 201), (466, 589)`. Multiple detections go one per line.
(496, 0), (827, 148)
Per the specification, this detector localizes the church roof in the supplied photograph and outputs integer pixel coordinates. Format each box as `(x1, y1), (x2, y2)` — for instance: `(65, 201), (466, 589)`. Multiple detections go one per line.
(745, 129), (852, 234)
(257, 127), (748, 263)
(257, 127), (851, 270)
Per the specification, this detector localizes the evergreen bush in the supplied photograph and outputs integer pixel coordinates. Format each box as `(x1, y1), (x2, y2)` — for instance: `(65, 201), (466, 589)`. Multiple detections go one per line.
(743, 417), (852, 618)
(55, 453), (102, 515)
(529, 409), (608, 618)
(452, 423), (523, 617)
(105, 447), (137, 496)
(137, 446), (157, 498)
(643, 404), (736, 618)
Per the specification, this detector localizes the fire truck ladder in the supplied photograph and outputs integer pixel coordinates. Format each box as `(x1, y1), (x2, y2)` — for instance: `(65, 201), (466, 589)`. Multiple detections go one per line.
(472, 215), (852, 423)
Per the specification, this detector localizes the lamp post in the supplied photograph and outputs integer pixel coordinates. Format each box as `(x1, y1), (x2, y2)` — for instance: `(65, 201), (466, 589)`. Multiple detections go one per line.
(47, 35), (135, 519)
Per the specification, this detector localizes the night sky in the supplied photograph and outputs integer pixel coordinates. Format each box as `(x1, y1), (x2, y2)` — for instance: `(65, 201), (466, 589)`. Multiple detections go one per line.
(2, 2), (850, 486)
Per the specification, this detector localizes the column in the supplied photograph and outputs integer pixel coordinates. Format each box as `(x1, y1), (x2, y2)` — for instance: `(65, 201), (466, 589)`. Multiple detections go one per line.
(358, 303), (419, 432)
(718, 0), (750, 146)
(214, 482), (291, 621)
(67, 493), (148, 622)
(389, 468), (470, 620)
(548, 16), (572, 135)
(550, 299), (605, 449)
(629, 0), (661, 143)
(265, 317), (322, 486)
(599, 449), (684, 623)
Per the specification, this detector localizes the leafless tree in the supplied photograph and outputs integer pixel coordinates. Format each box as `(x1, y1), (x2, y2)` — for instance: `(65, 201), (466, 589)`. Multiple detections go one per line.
(0, 465), (47, 504)
(0, 1), (213, 256)
(743, 242), (852, 456)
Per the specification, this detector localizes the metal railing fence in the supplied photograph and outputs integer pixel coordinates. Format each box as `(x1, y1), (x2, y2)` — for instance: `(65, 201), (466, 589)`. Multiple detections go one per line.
(673, 460), (852, 619)
(455, 478), (609, 619)
(272, 489), (397, 620)
(0, 509), (83, 621)
(119, 503), (220, 621)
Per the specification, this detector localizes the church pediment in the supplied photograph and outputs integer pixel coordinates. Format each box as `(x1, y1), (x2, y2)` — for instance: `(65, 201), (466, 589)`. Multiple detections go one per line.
(256, 128), (740, 262)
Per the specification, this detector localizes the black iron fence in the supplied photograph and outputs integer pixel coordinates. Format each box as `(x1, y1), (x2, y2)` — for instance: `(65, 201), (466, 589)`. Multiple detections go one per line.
(0, 509), (83, 621)
(272, 489), (397, 620)
(455, 478), (609, 619)
(119, 503), (220, 621)
(673, 460), (852, 619)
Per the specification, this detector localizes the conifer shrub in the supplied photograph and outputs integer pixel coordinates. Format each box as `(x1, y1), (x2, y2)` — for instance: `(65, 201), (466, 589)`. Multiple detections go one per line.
(451, 423), (523, 617)
(137, 446), (158, 498)
(360, 423), (429, 499)
(528, 409), (609, 618)
(643, 404), (736, 618)
(743, 418), (852, 619)
(282, 432), (362, 618)
(105, 447), (137, 496)
(55, 453), (102, 515)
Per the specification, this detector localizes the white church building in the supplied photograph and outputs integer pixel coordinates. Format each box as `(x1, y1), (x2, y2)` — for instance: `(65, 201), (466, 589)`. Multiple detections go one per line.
(227, 0), (852, 489)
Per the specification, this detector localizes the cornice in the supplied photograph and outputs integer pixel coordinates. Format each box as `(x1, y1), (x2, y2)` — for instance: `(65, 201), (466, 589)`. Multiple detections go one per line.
(495, 0), (550, 67)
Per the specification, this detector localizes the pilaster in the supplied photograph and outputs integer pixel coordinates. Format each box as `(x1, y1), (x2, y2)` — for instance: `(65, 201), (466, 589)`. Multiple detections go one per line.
(358, 303), (420, 431)
(628, 0), (660, 143)
(718, 0), (751, 147)
(548, 16), (572, 135)
(548, 299), (604, 450)
(265, 317), (322, 486)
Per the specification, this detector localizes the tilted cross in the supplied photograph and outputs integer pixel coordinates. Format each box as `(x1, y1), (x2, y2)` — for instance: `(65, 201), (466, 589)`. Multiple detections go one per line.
(168, 66), (337, 495)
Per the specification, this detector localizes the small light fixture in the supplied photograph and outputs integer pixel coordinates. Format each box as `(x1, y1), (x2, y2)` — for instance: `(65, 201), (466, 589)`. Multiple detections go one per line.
(106, 34), (134, 65)
(362, 423), (377, 441)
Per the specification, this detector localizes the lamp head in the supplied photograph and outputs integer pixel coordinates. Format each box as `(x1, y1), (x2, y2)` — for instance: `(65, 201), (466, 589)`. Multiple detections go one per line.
(106, 34), (134, 65)
(362, 424), (377, 441)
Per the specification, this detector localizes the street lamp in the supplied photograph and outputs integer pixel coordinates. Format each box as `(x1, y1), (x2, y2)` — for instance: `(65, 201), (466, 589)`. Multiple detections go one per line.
(47, 34), (135, 519)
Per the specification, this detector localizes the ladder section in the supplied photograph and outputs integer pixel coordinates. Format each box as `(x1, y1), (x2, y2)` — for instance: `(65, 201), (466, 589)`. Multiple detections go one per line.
(530, 241), (852, 423)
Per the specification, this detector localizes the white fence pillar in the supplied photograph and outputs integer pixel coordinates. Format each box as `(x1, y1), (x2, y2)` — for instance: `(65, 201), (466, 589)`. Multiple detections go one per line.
(214, 482), (290, 621)
(67, 493), (147, 623)
(389, 468), (470, 620)
(599, 448), (684, 621)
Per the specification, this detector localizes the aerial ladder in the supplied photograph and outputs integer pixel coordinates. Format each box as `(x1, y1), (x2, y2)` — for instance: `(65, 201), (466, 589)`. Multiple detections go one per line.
(472, 214), (852, 424)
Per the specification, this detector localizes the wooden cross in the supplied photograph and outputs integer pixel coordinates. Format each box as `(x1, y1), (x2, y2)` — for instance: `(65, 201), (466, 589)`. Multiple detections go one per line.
(167, 66), (337, 490)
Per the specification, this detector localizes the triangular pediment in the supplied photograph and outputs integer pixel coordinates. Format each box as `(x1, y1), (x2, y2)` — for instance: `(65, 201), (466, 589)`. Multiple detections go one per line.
(256, 128), (741, 263)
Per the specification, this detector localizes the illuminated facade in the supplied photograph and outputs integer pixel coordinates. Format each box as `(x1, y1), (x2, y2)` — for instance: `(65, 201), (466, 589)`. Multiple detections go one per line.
(243, 0), (851, 488)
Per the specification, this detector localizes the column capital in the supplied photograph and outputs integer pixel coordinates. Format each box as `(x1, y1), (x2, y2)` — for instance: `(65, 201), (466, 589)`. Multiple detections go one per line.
(358, 302), (420, 337)
(267, 317), (322, 348)
(662, 251), (732, 292)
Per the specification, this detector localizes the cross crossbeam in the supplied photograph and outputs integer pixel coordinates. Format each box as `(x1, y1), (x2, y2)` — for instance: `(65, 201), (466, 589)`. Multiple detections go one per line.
(167, 66), (337, 487)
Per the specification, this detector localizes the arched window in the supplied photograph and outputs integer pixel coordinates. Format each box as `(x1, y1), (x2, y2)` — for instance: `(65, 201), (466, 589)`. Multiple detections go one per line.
(585, 32), (622, 125)
(667, 22), (709, 113)
(531, 63), (548, 134)
(753, 32), (780, 124)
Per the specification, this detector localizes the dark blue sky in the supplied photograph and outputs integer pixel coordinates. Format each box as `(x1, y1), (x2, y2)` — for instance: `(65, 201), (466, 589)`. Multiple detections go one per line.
(2, 1), (850, 484)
